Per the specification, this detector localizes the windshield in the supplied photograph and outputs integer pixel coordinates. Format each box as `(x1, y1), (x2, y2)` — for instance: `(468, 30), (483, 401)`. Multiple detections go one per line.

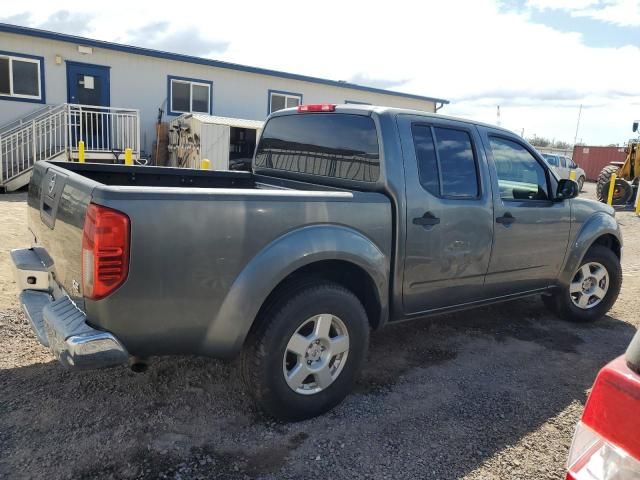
(542, 154), (560, 167)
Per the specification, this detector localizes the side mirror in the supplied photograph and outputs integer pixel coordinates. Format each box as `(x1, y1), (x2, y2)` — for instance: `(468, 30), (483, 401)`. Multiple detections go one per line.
(633, 121), (638, 133)
(556, 178), (579, 201)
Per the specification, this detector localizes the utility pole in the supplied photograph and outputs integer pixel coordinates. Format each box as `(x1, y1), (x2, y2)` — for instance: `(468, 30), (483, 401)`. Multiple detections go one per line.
(497, 105), (501, 127)
(573, 104), (582, 146)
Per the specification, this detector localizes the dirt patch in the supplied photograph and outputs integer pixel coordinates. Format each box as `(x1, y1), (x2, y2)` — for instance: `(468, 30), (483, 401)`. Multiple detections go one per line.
(1, 182), (639, 480)
(75, 433), (309, 480)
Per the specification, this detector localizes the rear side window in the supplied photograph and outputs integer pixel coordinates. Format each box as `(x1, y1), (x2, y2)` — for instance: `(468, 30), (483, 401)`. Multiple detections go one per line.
(411, 125), (479, 198)
(411, 125), (439, 196)
(255, 113), (380, 182)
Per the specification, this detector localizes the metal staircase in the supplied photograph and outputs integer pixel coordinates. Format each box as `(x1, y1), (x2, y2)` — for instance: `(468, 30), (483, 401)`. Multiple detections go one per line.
(1, 104), (140, 191)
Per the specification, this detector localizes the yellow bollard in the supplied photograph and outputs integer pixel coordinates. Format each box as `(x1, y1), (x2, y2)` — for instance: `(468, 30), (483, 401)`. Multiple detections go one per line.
(606, 173), (617, 206)
(635, 191), (640, 215)
(78, 141), (85, 163)
(200, 158), (211, 170)
(124, 148), (133, 166)
(569, 170), (576, 181)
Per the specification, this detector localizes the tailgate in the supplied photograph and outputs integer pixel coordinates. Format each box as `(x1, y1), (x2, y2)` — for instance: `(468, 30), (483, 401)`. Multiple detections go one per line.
(27, 162), (97, 306)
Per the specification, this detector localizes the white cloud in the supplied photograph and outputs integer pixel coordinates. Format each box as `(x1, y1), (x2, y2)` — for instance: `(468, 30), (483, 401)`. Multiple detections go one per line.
(527, 0), (601, 10)
(577, 0), (640, 26)
(1, 0), (639, 145)
(527, 0), (640, 26)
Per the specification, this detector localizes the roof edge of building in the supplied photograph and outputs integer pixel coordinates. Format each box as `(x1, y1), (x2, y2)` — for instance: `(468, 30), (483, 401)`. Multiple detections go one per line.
(0, 23), (449, 105)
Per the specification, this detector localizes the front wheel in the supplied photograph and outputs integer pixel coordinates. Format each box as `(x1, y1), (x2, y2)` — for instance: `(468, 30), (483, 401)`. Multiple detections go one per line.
(241, 283), (369, 421)
(577, 176), (585, 192)
(543, 245), (621, 322)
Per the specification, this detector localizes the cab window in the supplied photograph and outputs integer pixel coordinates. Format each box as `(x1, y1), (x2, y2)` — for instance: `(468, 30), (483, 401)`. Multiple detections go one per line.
(255, 113), (380, 182)
(489, 137), (549, 201)
(411, 124), (479, 198)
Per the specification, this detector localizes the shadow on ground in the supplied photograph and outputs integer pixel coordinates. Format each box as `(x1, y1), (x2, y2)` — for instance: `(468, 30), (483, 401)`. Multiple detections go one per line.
(0, 190), (27, 202)
(0, 296), (636, 479)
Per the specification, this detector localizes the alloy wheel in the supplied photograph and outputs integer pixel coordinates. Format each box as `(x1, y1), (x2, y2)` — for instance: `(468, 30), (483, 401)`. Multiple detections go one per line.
(570, 262), (609, 310)
(282, 314), (350, 395)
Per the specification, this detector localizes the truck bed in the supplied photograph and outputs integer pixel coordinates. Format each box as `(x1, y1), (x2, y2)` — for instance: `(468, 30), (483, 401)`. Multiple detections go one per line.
(26, 161), (392, 358)
(48, 161), (257, 189)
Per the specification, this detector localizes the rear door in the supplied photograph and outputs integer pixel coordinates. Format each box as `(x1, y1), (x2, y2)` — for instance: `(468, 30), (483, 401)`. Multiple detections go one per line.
(398, 115), (494, 314)
(481, 129), (571, 295)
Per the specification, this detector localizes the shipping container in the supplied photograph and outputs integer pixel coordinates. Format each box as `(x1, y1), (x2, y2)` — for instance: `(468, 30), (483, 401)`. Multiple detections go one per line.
(572, 145), (627, 181)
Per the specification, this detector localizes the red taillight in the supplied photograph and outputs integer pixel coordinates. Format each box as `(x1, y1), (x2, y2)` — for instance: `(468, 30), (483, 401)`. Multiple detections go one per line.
(566, 356), (640, 479)
(297, 104), (336, 112)
(82, 203), (130, 300)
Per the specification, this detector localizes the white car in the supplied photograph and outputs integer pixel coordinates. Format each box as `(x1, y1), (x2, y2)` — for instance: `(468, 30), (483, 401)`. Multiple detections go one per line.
(542, 154), (586, 191)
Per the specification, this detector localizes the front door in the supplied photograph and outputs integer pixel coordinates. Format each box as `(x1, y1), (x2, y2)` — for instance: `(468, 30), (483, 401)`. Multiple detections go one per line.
(66, 62), (111, 150)
(481, 129), (571, 295)
(398, 115), (494, 314)
(66, 62), (110, 106)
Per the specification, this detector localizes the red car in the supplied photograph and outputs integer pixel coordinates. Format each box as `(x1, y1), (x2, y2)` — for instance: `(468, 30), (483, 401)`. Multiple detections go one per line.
(566, 329), (640, 479)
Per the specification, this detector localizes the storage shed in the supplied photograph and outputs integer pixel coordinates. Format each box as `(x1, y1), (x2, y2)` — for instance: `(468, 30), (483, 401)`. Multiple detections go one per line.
(168, 114), (263, 170)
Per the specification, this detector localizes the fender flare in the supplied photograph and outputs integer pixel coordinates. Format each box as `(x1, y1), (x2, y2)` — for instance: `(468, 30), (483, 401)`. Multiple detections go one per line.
(201, 224), (389, 358)
(558, 212), (622, 286)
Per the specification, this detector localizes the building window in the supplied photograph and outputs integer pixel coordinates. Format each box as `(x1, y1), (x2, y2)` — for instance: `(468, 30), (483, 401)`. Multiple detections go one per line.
(0, 51), (44, 103)
(168, 76), (212, 115)
(268, 90), (302, 114)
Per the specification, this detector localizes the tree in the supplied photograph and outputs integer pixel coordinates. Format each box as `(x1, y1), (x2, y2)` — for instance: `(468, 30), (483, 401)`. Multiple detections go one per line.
(527, 136), (572, 149)
(527, 135), (550, 147)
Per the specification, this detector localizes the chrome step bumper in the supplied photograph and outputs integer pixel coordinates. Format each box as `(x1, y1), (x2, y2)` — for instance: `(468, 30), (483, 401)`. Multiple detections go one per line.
(13, 248), (128, 369)
(10, 248), (50, 291)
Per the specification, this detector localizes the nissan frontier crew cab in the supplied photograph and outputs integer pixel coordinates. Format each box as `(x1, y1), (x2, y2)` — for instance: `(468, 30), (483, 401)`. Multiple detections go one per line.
(12, 104), (622, 420)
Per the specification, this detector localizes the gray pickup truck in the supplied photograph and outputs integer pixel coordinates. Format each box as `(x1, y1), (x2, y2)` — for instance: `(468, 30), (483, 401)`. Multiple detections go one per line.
(12, 104), (622, 420)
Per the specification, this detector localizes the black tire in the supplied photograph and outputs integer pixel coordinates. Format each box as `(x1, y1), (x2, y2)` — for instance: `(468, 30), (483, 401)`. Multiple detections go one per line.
(543, 245), (621, 323)
(577, 176), (585, 192)
(596, 165), (620, 202)
(596, 165), (632, 204)
(241, 282), (369, 421)
(612, 179), (633, 205)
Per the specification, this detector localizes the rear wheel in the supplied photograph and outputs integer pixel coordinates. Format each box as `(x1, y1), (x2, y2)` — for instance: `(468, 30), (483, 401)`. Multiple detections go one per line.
(577, 176), (585, 192)
(543, 245), (621, 322)
(241, 283), (369, 421)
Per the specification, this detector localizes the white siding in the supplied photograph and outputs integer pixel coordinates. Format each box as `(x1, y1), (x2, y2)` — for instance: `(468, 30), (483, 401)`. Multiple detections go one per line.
(0, 32), (437, 154)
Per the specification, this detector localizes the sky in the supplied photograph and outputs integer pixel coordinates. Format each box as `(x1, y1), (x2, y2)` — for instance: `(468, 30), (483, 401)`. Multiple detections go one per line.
(2, 0), (639, 146)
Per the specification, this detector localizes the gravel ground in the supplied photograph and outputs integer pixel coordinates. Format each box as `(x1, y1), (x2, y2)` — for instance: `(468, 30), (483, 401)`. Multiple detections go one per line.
(1, 182), (639, 480)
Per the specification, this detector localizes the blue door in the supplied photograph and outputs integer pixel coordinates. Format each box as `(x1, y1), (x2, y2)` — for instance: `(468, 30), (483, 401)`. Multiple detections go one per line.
(66, 62), (110, 106)
(66, 62), (111, 151)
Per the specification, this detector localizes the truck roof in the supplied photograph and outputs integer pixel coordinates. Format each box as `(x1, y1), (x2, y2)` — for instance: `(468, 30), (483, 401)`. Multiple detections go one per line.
(268, 104), (517, 137)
